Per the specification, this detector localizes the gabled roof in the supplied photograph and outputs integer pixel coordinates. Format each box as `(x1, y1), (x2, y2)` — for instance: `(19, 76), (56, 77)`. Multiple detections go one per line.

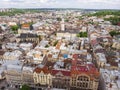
(18, 33), (38, 38)
(52, 69), (70, 76)
(34, 66), (51, 74)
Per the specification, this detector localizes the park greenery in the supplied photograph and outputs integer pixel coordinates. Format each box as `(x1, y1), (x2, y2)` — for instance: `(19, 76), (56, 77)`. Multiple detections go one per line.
(88, 21), (95, 25)
(56, 17), (62, 21)
(0, 9), (41, 16)
(45, 44), (50, 48)
(0, 9), (25, 16)
(10, 21), (35, 34)
(77, 16), (84, 20)
(88, 10), (120, 17)
(88, 10), (120, 25)
(109, 31), (120, 37)
(65, 18), (69, 22)
(10, 25), (19, 34)
(77, 32), (87, 37)
(20, 84), (30, 90)
(104, 16), (120, 25)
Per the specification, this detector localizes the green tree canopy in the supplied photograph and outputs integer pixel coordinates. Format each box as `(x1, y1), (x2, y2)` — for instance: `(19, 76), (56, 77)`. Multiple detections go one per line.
(20, 84), (30, 90)
(88, 10), (120, 17)
(77, 32), (87, 37)
(65, 19), (69, 22)
(11, 25), (19, 31)
(104, 16), (120, 25)
(109, 31), (120, 37)
(45, 44), (49, 48)
(0, 9), (42, 16)
(53, 40), (58, 46)
(56, 17), (62, 21)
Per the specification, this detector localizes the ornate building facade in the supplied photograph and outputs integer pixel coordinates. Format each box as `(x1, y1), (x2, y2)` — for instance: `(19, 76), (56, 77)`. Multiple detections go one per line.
(70, 60), (100, 90)
(33, 66), (52, 87)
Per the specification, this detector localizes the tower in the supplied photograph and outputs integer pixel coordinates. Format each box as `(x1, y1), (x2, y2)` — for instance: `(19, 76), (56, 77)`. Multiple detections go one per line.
(61, 18), (65, 31)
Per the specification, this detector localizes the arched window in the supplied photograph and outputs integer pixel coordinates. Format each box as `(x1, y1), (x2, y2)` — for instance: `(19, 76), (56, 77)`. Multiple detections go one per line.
(77, 75), (90, 89)
(77, 76), (89, 81)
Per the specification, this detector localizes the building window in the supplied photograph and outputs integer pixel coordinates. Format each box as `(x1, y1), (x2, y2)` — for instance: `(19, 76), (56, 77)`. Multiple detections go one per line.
(77, 76), (89, 89)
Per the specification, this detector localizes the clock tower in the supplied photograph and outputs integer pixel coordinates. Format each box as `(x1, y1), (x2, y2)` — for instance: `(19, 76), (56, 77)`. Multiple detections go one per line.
(61, 18), (65, 31)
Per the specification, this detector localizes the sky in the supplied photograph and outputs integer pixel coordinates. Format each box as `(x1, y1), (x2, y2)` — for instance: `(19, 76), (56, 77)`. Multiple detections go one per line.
(0, 0), (120, 9)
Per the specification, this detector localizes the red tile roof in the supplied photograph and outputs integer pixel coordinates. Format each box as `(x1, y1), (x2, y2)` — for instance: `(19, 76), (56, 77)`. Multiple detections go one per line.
(73, 54), (78, 59)
(71, 60), (100, 78)
(22, 23), (30, 28)
(52, 69), (71, 76)
(34, 66), (51, 74)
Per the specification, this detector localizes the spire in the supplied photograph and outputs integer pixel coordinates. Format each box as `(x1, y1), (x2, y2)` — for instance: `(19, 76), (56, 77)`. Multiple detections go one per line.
(61, 18), (65, 31)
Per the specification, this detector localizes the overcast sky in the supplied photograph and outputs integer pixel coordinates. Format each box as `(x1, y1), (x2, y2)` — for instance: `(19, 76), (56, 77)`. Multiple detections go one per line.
(0, 0), (120, 9)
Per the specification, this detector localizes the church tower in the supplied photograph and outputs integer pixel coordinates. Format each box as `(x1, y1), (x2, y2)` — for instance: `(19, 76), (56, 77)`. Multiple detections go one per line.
(61, 18), (65, 31)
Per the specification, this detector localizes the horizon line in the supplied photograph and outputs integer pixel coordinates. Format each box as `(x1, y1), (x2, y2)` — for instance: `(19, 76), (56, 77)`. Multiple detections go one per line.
(0, 8), (120, 10)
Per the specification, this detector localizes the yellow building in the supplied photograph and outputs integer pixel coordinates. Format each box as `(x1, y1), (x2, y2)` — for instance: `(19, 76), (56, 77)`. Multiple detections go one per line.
(33, 67), (52, 87)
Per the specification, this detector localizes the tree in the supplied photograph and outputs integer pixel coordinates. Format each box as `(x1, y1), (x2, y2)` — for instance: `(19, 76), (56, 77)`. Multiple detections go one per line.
(45, 44), (49, 48)
(65, 19), (69, 22)
(77, 32), (87, 37)
(78, 16), (84, 20)
(109, 31), (120, 37)
(20, 84), (30, 90)
(30, 24), (33, 30)
(56, 17), (62, 21)
(104, 16), (120, 25)
(89, 11), (120, 17)
(11, 25), (19, 34)
(53, 40), (58, 46)
(83, 32), (87, 37)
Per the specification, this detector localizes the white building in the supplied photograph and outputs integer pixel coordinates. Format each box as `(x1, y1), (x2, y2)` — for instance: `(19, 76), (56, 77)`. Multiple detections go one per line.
(27, 50), (46, 64)
(5, 64), (23, 87)
(22, 66), (35, 85)
(3, 50), (22, 60)
(19, 43), (33, 52)
(61, 18), (65, 31)
(0, 66), (6, 80)
(100, 69), (120, 90)
(96, 53), (107, 68)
